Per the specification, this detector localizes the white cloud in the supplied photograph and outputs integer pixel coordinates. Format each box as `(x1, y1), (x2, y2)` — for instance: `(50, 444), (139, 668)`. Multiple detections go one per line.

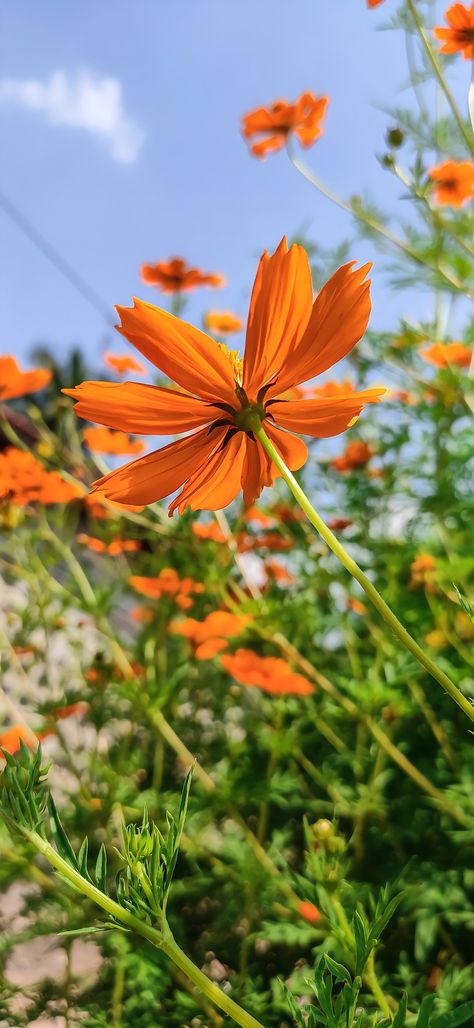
(0, 69), (145, 163)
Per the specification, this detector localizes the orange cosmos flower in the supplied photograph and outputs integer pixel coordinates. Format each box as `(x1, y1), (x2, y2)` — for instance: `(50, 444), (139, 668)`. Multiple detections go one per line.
(83, 427), (145, 455)
(192, 521), (227, 543)
(205, 311), (243, 335)
(64, 240), (383, 514)
(331, 440), (373, 473)
(304, 379), (356, 399)
(140, 257), (225, 293)
(433, 3), (474, 59)
(327, 517), (352, 531)
(0, 356), (52, 400)
(0, 447), (82, 507)
(221, 648), (314, 696)
(0, 724), (35, 756)
(130, 569), (204, 610)
(77, 532), (141, 555)
(429, 160), (474, 207)
(104, 352), (146, 375)
(242, 92), (329, 158)
(298, 901), (321, 925)
(83, 492), (143, 518)
(264, 560), (296, 585)
(421, 341), (471, 369)
(347, 597), (367, 615)
(409, 554), (437, 590)
(170, 610), (250, 660)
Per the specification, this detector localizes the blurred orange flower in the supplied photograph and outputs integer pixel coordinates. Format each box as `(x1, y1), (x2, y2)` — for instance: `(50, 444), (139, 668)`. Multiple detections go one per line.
(78, 532), (141, 555)
(298, 900), (321, 924)
(347, 597), (367, 615)
(192, 521), (227, 543)
(0, 447), (82, 507)
(433, 3), (474, 59)
(242, 92), (329, 158)
(428, 160), (474, 207)
(65, 239), (383, 512)
(0, 355), (51, 400)
(83, 493), (143, 518)
(0, 724), (35, 755)
(304, 379), (356, 398)
(327, 517), (352, 531)
(170, 610), (250, 660)
(221, 648), (314, 696)
(238, 532), (293, 553)
(331, 441), (373, 473)
(130, 569), (204, 609)
(264, 560), (296, 585)
(205, 311), (242, 335)
(83, 427), (145, 455)
(409, 554), (437, 591)
(104, 352), (146, 375)
(421, 341), (471, 369)
(140, 257), (226, 293)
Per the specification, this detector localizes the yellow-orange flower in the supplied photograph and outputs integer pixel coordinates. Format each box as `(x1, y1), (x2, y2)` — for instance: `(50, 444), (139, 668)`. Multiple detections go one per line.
(104, 352), (146, 375)
(0, 447), (82, 507)
(409, 554), (437, 591)
(140, 257), (226, 293)
(242, 92), (329, 158)
(64, 240), (383, 514)
(421, 341), (471, 369)
(205, 311), (242, 335)
(221, 648), (314, 696)
(433, 3), (474, 59)
(0, 356), (51, 400)
(429, 160), (474, 207)
(83, 427), (145, 455)
(77, 532), (141, 555)
(331, 441), (373, 473)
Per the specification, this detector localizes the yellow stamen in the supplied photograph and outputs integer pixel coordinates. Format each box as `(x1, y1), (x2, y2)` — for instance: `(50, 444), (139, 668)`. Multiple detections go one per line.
(217, 343), (244, 384)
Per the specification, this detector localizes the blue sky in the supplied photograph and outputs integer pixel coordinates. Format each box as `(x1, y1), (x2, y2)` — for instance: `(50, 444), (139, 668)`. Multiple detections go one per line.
(0, 1), (469, 370)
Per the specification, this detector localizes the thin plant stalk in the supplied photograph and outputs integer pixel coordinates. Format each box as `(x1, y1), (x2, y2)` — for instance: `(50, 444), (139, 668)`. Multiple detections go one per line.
(254, 425), (474, 724)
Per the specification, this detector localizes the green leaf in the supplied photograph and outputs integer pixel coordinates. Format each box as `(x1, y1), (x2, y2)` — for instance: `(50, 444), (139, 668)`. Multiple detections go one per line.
(432, 1001), (474, 1028)
(415, 995), (436, 1028)
(324, 955), (352, 986)
(95, 843), (108, 893)
(48, 795), (78, 870)
(392, 993), (408, 1028)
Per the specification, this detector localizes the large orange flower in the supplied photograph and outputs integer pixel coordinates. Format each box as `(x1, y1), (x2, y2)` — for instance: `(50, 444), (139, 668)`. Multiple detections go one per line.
(140, 257), (225, 293)
(0, 356), (51, 400)
(242, 92), (328, 158)
(433, 3), (474, 59)
(429, 160), (474, 207)
(64, 239), (383, 514)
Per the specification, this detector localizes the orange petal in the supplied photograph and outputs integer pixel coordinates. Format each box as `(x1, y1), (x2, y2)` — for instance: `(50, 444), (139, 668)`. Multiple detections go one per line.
(271, 263), (371, 396)
(268, 389), (384, 437)
(241, 434), (275, 505)
(63, 381), (224, 434)
(90, 427), (224, 507)
(116, 299), (237, 404)
(169, 430), (247, 515)
(264, 421), (308, 473)
(242, 239), (313, 400)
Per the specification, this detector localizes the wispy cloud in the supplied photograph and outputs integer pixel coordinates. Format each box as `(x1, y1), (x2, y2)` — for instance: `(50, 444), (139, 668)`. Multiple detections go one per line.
(0, 69), (145, 163)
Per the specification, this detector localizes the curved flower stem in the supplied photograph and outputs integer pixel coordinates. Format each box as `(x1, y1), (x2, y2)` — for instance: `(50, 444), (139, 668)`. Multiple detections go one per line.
(286, 145), (471, 296)
(17, 826), (265, 1028)
(405, 0), (474, 157)
(254, 426), (474, 724)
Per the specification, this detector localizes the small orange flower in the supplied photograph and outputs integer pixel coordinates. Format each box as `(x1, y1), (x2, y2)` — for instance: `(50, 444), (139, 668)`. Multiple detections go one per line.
(140, 257), (226, 293)
(298, 900), (321, 924)
(327, 517), (352, 531)
(83, 493), (143, 518)
(205, 311), (242, 335)
(409, 554), (437, 591)
(242, 92), (329, 158)
(77, 532), (141, 555)
(83, 427), (145, 455)
(244, 505), (276, 528)
(64, 239), (383, 513)
(421, 341), (471, 369)
(0, 356), (51, 401)
(347, 597), (367, 615)
(192, 521), (227, 543)
(304, 379), (356, 399)
(171, 610), (250, 660)
(130, 569), (204, 609)
(104, 352), (146, 375)
(0, 447), (82, 507)
(428, 160), (474, 207)
(264, 560), (296, 585)
(433, 3), (474, 59)
(331, 441), (373, 473)
(0, 724), (34, 755)
(238, 532), (293, 553)
(221, 649), (314, 696)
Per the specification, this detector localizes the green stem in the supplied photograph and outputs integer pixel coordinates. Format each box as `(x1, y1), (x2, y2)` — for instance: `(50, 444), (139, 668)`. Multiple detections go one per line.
(286, 145), (472, 296)
(406, 0), (474, 157)
(365, 950), (393, 1021)
(19, 826), (265, 1028)
(254, 426), (474, 723)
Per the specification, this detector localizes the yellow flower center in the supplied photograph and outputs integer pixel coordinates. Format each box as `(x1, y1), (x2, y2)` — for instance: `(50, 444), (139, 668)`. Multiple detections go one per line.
(217, 343), (244, 384)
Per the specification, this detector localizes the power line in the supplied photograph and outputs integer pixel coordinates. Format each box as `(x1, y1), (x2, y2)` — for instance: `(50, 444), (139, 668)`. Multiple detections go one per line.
(0, 187), (114, 327)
